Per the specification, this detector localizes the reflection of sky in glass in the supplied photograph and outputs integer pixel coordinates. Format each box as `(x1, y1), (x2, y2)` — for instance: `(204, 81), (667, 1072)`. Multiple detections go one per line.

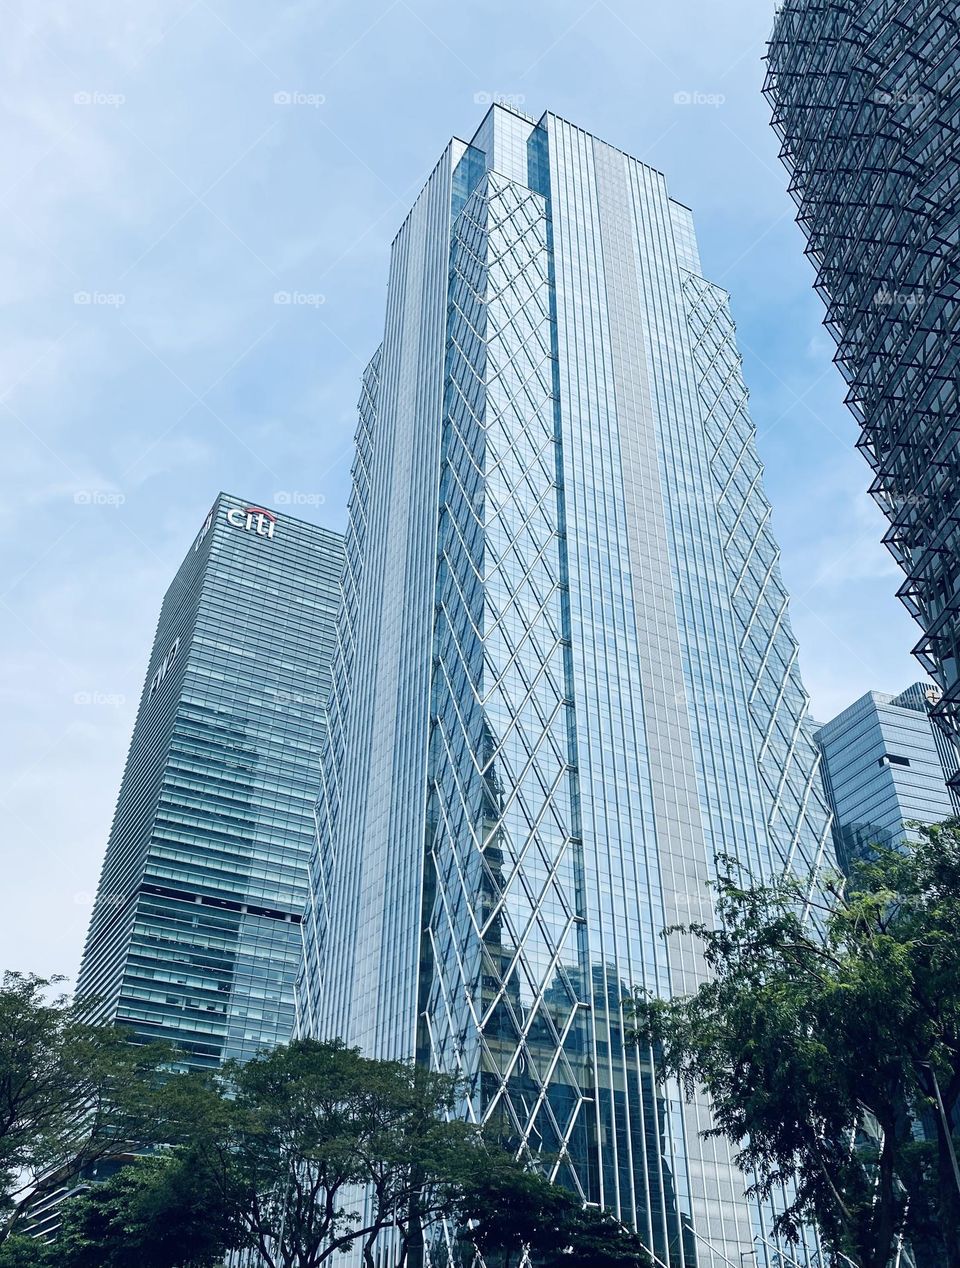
(299, 107), (833, 1268)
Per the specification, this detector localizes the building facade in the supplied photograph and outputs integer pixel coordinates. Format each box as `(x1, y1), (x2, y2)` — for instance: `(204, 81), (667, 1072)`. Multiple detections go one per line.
(816, 682), (960, 870)
(765, 0), (960, 765)
(77, 493), (343, 1070)
(298, 106), (833, 1267)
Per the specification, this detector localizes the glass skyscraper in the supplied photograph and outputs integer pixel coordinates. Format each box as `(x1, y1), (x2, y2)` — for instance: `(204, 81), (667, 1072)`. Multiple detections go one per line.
(816, 682), (960, 871)
(765, 1), (960, 764)
(77, 492), (343, 1070)
(298, 106), (833, 1267)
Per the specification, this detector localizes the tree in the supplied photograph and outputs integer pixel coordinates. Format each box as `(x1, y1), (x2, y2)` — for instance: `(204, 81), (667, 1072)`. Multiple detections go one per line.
(541, 1203), (653, 1267)
(0, 973), (171, 1237)
(631, 823), (960, 1268)
(456, 1156), (653, 1268)
(165, 1039), (488, 1268)
(166, 1040), (652, 1268)
(55, 1152), (236, 1268)
(455, 1152), (577, 1268)
(0, 972), (656, 1265)
(0, 1234), (52, 1268)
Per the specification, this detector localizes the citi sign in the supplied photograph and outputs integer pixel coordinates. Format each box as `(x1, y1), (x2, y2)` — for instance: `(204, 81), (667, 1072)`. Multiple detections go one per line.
(225, 506), (277, 539)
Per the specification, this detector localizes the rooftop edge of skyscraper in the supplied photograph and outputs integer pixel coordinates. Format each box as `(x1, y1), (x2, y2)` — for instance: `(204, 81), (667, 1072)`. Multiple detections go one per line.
(815, 681), (945, 741)
(397, 102), (705, 273)
(216, 490), (344, 537)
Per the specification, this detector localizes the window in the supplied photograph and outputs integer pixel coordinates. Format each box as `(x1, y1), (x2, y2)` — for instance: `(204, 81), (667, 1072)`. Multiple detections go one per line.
(879, 754), (911, 767)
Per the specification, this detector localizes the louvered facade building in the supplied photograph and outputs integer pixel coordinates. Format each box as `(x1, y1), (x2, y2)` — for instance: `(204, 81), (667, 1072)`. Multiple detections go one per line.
(78, 493), (343, 1069)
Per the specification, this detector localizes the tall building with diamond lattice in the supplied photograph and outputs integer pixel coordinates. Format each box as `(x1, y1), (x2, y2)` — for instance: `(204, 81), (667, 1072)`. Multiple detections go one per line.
(764, 0), (960, 769)
(298, 106), (833, 1267)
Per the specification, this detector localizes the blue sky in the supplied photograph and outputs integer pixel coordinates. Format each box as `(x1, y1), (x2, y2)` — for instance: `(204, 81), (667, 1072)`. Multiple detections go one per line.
(1, 0), (924, 979)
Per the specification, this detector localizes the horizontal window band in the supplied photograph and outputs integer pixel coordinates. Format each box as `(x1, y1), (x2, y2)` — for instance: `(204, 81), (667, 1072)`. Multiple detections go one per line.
(139, 882), (302, 924)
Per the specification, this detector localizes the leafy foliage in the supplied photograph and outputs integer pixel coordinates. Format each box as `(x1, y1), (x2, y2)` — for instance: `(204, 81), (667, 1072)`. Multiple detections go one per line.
(160, 1039), (655, 1268)
(0, 1234), (53, 1268)
(55, 1153), (235, 1268)
(456, 1157), (577, 1266)
(455, 1155), (652, 1267)
(630, 822), (960, 1268)
(0, 973), (171, 1234)
(160, 1039), (498, 1268)
(540, 1204), (654, 1267)
(0, 979), (656, 1266)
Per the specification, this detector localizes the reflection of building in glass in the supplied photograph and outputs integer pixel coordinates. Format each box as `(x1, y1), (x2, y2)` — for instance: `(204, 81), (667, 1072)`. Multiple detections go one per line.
(77, 493), (343, 1069)
(765, 2), (960, 765)
(298, 106), (833, 1267)
(815, 683), (960, 870)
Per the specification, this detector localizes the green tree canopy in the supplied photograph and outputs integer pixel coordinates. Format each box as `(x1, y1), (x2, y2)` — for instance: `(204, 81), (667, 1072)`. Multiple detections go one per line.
(160, 1039), (655, 1268)
(631, 822), (960, 1268)
(0, 1234), (52, 1268)
(455, 1153), (653, 1268)
(0, 973), (171, 1236)
(160, 1038), (493, 1268)
(55, 1152), (236, 1268)
(0, 980), (657, 1267)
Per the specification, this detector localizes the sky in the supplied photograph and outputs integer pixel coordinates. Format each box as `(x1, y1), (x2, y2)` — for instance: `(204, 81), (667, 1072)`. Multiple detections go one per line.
(1, 0), (925, 982)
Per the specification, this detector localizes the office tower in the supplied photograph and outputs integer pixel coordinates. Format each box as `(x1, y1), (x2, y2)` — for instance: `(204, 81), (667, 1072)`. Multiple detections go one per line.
(77, 493), (343, 1070)
(298, 105), (833, 1267)
(765, 1), (960, 766)
(816, 682), (960, 871)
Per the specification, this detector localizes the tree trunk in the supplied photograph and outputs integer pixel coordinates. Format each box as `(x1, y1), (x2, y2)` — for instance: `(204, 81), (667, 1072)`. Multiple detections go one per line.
(404, 1190), (425, 1268)
(862, 1116), (904, 1268)
(935, 1122), (960, 1268)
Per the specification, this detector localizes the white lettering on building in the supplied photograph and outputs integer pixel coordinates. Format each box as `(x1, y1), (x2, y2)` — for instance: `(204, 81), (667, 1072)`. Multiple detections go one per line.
(149, 637), (181, 700)
(193, 509), (214, 552)
(225, 506), (277, 539)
